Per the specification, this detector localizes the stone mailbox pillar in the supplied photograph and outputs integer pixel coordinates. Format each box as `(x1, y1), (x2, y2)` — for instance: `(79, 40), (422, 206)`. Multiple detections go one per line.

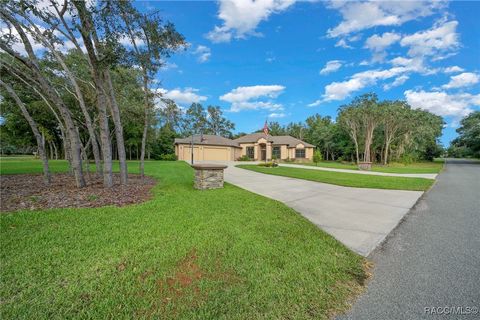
(191, 164), (228, 190)
(358, 162), (372, 171)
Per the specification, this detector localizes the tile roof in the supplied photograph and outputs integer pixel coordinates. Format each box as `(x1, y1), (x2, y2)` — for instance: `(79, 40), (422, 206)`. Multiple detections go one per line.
(233, 133), (314, 147)
(175, 133), (314, 148)
(174, 134), (241, 148)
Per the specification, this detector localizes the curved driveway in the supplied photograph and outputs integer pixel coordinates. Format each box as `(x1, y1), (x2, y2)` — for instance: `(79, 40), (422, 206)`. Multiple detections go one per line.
(222, 162), (423, 256)
(340, 159), (480, 319)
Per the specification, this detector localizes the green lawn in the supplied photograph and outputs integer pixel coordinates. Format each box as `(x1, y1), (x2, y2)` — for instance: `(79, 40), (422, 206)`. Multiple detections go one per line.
(1, 158), (365, 319)
(289, 160), (443, 174)
(294, 161), (358, 170)
(238, 165), (434, 191)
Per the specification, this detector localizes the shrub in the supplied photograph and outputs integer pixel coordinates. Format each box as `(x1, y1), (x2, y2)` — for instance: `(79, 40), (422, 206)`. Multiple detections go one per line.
(313, 150), (323, 166)
(257, 162), (278, 167)
(158, 154), (177, 161)
(400, 154), (414, 165)
(237, 155), (251, 161)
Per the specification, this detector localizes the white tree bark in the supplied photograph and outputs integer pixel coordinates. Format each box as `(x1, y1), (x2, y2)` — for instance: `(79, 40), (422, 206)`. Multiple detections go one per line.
(0, 79), (51, 185)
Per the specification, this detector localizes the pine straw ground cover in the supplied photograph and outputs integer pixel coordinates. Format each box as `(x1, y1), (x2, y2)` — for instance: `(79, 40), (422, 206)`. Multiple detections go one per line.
(0, 159), (367, 319)
(0, 173), (156, 212)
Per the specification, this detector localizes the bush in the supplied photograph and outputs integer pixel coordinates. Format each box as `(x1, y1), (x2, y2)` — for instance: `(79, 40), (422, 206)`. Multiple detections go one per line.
(257, 162), (278, 167)
(400, 154), (414, 165)
(313, 150), (323, 165)
(158, 154), (177, 161)
(237, 155), (251, 161)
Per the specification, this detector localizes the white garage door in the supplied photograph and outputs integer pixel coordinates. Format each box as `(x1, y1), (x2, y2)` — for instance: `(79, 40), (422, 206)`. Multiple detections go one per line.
(203, 147), (230, 161)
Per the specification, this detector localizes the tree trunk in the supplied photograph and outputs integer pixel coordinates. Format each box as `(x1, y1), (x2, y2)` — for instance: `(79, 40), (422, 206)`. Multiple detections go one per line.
(0, 79), (51, 185)
(74, 1), (113, 187)
(49, 140), (54, 160)
(103, 70), (128, 185)
(53, 141), (58, 160)
(140, 95), (149, 179)
(96, 84), (113, 188)
(22, 17), (103, 176)
(0, 13), (85, 187)
(354, 139), (360, 164)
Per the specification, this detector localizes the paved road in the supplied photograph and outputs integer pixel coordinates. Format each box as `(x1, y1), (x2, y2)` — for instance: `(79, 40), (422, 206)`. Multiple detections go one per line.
(340, 159), (480, 320)
(281, 163), (438, 179)
(221, 162), (422, 256)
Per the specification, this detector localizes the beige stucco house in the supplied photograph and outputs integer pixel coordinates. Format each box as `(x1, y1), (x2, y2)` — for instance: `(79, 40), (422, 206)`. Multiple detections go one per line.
(174, 133), (314, 161)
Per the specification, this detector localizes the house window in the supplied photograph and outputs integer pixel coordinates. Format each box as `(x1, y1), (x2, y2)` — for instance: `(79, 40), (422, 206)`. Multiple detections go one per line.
(246, 147), (254, 159)
(272, 146), (281, 159)
(295, 148), (305, 158)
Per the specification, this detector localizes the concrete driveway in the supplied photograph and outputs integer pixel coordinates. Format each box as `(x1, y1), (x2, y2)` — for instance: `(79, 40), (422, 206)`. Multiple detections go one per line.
(215, 161), (424, 256)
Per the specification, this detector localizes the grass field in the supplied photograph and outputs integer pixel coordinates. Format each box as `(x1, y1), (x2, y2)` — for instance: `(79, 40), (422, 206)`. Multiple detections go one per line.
(237, 165), (434, 191)
(0, 158), (365, 319)
(294, 160), (444, 174)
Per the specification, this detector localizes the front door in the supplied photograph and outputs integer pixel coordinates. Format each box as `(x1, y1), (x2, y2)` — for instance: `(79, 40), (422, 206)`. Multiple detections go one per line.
(261, 147), (266, 160)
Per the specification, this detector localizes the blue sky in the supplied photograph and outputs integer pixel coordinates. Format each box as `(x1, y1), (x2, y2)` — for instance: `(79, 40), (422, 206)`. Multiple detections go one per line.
(136, 1), (480, 145)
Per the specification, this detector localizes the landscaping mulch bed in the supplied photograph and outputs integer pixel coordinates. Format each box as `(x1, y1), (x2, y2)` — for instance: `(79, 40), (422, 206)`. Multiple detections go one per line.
(0, 173), (156, 212)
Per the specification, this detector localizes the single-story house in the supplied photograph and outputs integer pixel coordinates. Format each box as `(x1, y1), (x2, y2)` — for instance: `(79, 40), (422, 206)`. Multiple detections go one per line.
(174, 133), (314, 161)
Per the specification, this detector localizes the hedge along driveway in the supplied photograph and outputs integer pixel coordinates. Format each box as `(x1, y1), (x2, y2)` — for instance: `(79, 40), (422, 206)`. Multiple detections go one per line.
(226, 165), (424, 256)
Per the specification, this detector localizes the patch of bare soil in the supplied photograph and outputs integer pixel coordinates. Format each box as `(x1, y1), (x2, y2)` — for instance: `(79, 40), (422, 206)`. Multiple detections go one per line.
(135, 249), (242, 318)
(0, 173), (156, 212)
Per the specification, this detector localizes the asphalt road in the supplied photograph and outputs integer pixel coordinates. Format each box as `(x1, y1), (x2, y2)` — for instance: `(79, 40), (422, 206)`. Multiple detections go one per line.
(340, 159), (480, 320)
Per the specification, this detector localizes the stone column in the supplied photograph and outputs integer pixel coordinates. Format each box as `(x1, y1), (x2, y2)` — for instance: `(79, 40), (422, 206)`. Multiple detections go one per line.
(266, 143), (272, 161)
(191, 164), (228, 190)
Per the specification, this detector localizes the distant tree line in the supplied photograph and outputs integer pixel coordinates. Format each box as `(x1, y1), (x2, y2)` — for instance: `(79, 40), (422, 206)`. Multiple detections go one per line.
(447, 111), (480, 158)
(251, 93), (444, 164)
(151, 101), (235, 158)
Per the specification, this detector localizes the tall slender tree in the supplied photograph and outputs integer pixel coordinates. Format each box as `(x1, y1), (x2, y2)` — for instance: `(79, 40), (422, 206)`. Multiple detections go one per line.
(117, 1), (185, 178)
(0, 10), (86, 187)
(0, 78), (51, 184)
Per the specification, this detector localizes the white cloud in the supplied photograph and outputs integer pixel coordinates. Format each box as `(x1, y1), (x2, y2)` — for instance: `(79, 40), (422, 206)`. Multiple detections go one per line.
(442, 72), (479, 89)
(193, 45), (211, 63)
(405, 90), (480, 118)
(220, 85), (285, 112)
(443, 66), (464, 74)
(160, 62), (178, 71)
(364, 32), (401, 62)
(383, 75), (409, 90)
(269, 112), (286, 118)
(365, 32), (401, 51)
(206, 0), (296, 43)
(320, 60), (343, 75)
(318, 66), (408, 102)
(327, 1), (445, 37)
(335, 38), (353, 49)
(158, 87), (207, 106)
(118, 34), (145, 48)
(1, 24), (46, 55)
(400, 20), (459, 58)
(389, 56), (438, 74)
